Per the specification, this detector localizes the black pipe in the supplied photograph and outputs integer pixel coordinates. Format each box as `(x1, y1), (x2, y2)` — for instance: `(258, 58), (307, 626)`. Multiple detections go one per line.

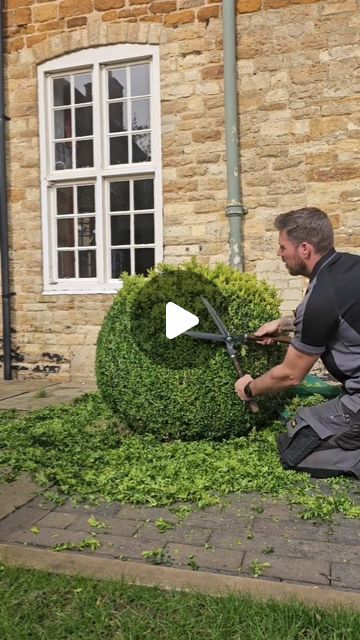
(0, 0), (12, 380)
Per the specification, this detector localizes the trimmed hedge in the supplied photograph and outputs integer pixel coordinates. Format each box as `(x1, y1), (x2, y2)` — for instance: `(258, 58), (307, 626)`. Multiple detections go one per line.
(96, 261), (286, 441)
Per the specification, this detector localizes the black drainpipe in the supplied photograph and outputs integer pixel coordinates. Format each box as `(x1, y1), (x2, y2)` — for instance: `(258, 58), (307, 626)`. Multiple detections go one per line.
(0, 0), (12, 380)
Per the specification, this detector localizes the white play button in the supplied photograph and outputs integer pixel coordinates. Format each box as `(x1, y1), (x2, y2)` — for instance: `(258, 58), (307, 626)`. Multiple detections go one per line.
(166, 302), (199, 339)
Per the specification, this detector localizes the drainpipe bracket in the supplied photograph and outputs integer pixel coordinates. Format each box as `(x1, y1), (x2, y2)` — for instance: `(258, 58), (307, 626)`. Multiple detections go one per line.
(0, 114), (10, 121)
(225, 204), (247, 217)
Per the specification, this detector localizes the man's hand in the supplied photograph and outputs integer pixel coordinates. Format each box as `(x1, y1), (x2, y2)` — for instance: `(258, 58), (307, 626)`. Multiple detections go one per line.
(235, 374), (254, 401)
(253, 319), (281, 345)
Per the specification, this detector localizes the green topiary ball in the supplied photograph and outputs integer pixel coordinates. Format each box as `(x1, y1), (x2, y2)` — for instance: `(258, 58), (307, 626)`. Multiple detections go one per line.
(96, 261), (285, 441)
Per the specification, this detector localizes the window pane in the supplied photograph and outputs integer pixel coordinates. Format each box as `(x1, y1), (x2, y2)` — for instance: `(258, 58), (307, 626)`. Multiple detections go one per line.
(110, 182), (130, 211)
(110, 136), (128, 164)
(76, 140), (93, 168)
(79, 250), (96, 277)
(135, 248), (154, 275)
(55, 142), (72, 170)
(111, 249), (130, 278)
(75, 106), (93, 137)
(132, 134), (151, 163)
(78, 217), (96, 246)
(78, 185), (95, 213)
(109, 103), (127, 133)
(58, 251), (75, 278)
(134, 179), (154, 210)
(131, 64), (150, 97)
(54, 109), (72, 139)
(111, 215), (130, 245)
(54, 77), (71, 106)
(134, 214), (154, 244)
(131, 99), (150, 131)
(57, 219), (74, 247)
(57, 187), (73, 215)
(75, 74), (92, 104)
(108, 69), (127, 99)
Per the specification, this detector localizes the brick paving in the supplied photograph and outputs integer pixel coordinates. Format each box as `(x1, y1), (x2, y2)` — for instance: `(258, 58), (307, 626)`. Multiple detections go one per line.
(0, 381), (360, 598)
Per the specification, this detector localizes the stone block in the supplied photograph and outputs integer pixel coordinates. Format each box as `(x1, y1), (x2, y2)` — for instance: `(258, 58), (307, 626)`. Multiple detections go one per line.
(242, 552), (330, 585)
(167, 542), (244, 573)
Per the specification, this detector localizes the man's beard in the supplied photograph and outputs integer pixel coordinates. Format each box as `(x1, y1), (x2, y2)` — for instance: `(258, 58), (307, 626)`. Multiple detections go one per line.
(285, 258), (308, 277)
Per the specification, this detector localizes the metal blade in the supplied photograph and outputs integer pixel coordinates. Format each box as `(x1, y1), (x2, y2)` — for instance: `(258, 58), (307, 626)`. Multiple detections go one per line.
(184, 330), (226, 343)
(201, 296), (230, 337)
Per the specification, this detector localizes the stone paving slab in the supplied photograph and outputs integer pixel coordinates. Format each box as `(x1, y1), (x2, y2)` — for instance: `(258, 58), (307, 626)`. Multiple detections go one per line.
(67, 515), (143, 537)
(0, 383), (97, 411)
(0, 380), (60, 401)
(166, 542), (245, 574)
(241, 553), (331, 586)
(0, 474), (42, 519)
(331, 562), (360, 590)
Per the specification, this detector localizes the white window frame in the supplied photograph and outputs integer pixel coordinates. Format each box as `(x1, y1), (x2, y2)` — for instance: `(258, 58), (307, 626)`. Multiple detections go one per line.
(38, 44), (163, 294)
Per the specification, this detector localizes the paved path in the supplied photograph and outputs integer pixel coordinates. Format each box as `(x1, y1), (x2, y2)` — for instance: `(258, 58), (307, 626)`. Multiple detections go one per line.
(1, 379), (360, 607)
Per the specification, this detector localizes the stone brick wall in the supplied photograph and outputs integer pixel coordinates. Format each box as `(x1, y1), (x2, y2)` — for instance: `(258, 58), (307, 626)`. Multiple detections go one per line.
(0, 0), (359, 380)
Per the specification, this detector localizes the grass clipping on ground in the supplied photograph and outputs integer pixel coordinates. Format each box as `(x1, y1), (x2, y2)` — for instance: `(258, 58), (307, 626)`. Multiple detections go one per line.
(0, 393), (359, 521)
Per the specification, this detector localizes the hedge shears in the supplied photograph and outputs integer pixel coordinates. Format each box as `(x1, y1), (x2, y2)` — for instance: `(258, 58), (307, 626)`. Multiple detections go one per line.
(185, 297), (291, 414)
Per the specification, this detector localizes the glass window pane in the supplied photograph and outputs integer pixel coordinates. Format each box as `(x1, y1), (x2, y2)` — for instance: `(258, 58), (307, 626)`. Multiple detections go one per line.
(75, 74), (92, 104)
(110, 181), (130, 212)
(132, 134), (151, 163)
(76, 140), (93, 168)
(78, 217), (96, 246)
(111, 215), (130, 245)
(134, 179), (154, 210)
(111, 249), (130, 278)
(130, 64), (150, 97)
(55, 142), (72, 170)
(134, 214), (154, 244)
(109, 103), (127, 133)
(58, 251), (75, 278)
(135, 248), (154, 275)
(57, 187), (73, 215)
(57, 219), (74, 247)
(79, 250), (96, 277)
(54, 77), (71, 106)
(131, 99), (150, 131)
(75, 106), (93, 137)
(108, 69), (127, 99)
(77, 185), (95, 213)
(54, 109), (72, 139)
(110, 136), (128, 164)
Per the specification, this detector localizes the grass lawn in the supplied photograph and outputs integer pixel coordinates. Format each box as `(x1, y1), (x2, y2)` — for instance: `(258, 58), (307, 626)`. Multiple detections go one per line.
(0, 564), (360, 640)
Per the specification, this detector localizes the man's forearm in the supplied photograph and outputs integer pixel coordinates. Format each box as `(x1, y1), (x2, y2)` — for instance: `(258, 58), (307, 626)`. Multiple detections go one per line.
(250, 363), (300, 397)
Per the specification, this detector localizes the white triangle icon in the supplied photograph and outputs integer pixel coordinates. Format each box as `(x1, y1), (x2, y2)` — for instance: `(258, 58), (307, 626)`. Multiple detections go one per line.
(166, 302), (199, 339)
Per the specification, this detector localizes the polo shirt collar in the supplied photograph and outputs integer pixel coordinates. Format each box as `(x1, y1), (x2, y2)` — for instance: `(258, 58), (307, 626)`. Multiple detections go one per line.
(309, 248), (337, 282)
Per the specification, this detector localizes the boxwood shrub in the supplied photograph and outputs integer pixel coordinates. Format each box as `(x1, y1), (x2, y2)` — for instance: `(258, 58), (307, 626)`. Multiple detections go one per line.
(96, 261), (286, 441)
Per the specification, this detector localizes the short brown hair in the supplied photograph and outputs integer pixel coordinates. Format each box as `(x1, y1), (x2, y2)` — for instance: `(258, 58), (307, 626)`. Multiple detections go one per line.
(274, 207), (334, 254)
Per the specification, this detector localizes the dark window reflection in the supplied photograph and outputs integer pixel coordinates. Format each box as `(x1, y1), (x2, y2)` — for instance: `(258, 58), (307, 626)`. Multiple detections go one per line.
(134, 179), (154, 210)
(111, 215), (130, 245)
(108, 69), (127, 99)
(131, 64), (150, 97)
(111, 248), (130, 278)
(135, 248), (154, 275)
(77, 185), (95, 213)
(131, 99), (150, 131)
(57, 187), (73, 215)
(110, 182), (130, 211)
(55, 142), (72, 170)
(75, 74), (92, 104)
(75, 106), (93, 137)
(58, 251), (75, 278)
(76, 140), (93, 168)
(54, 109), (72, 139)
(134, 214), (154, 244)
(79, 250), (96, 277)
(57, 219), (74, 248)
(110, 136), (128, 164)
(109, 103), (127, 133)
(78, 217), (96, 246)
(54, 77), (71, 106)
(132, 134), (151, 163)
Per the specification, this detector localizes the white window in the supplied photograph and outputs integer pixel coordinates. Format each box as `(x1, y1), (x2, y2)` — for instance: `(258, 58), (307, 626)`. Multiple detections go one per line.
(38, 45), (163, 294)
